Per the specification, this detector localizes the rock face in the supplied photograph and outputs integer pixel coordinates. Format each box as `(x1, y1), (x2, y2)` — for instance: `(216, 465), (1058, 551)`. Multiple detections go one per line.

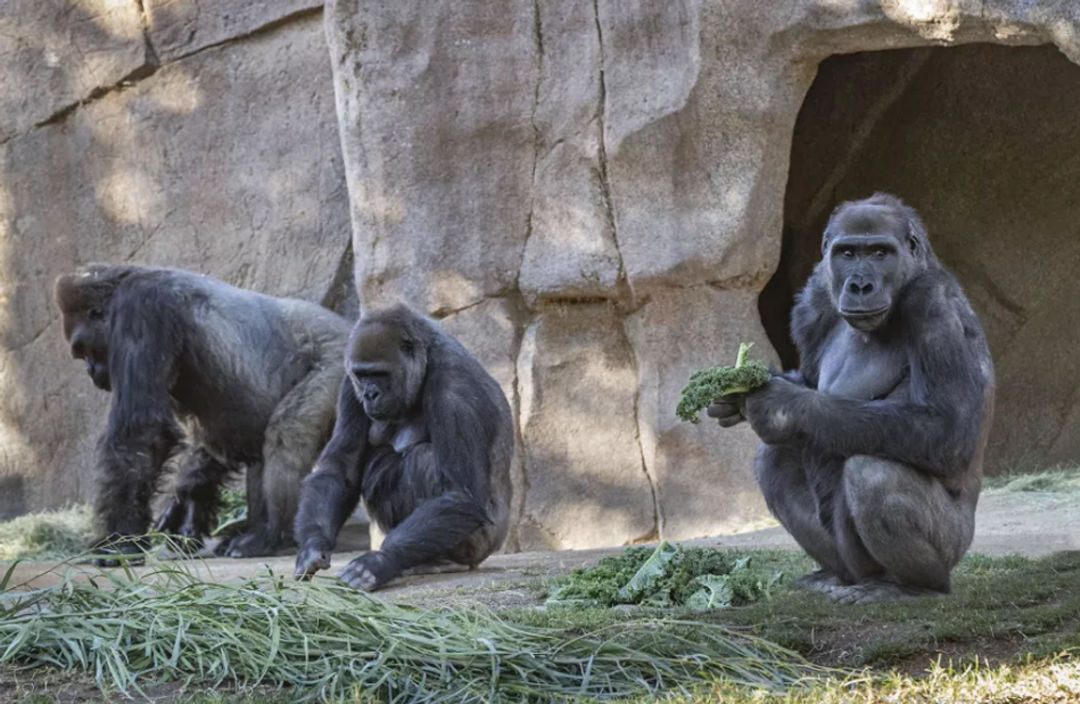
(3, 0), (1080, 544)
(326, 0), (1080, 549)
(0, 6), (350, 519)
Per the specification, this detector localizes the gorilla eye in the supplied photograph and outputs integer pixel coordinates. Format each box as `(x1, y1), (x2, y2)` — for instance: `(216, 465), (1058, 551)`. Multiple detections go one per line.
(838, 247), (855, 259)
(88, 307), (104, 320)
(400, 339), (416, 355)
(873, 248), (888, 259)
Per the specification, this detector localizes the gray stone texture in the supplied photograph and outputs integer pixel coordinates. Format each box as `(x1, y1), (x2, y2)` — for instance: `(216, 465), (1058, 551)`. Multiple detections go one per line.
(2, 0), (1080, 546)
(0, 0), (148, 142)
(515, 304), (656, 550)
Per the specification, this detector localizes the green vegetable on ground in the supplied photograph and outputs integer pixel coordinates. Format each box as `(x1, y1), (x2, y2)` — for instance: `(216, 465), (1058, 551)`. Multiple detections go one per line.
(676, 342), (771, 423)
(546, 541), (783, 610)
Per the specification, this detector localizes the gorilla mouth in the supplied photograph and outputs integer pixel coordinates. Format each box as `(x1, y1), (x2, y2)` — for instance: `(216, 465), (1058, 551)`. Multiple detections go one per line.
(840, 306), (890, 319)
(841, 306), (890, 331)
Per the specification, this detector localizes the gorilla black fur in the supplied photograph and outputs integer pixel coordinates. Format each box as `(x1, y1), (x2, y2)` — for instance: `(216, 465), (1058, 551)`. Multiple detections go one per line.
(55, 264), (350, 564)
(710, 193), (994, 603)
(293, 303), (513, 591)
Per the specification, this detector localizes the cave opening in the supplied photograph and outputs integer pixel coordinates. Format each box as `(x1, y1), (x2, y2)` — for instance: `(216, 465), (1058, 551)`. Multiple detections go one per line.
(760, 43), (1080, 473)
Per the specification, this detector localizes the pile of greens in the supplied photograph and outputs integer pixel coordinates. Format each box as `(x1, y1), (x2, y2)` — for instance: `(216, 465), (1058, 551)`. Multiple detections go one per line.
(676, 342), (771, 423)
(0, 488), (249, 561)
(546, 541), (783, 611)
(0, 505), (94, 561)
(0, 561), (812, 702)
(213, 487), (248, 536)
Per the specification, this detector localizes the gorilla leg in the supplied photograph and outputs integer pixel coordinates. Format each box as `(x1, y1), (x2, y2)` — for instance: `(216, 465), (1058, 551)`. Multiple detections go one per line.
(831, 455), (975, 604)
(754, 443), (852, 587)
(224, 363), (340, 558)
(154, 448), (233, 543)
(340, 444), (488, 590)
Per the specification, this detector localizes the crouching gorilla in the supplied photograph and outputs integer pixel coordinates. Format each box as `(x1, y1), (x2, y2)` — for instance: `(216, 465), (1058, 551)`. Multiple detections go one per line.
(293, 304), (513, 591)
(710, 193), (994, 604)
(56, 264), (350, 564)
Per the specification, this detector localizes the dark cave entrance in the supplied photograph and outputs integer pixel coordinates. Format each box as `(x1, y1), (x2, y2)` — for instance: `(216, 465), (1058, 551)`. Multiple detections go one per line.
(760, 43), (1080, 473)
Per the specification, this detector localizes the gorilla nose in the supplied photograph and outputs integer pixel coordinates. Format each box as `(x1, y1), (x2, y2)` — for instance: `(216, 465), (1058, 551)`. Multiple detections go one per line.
(847, 280), (875, 296)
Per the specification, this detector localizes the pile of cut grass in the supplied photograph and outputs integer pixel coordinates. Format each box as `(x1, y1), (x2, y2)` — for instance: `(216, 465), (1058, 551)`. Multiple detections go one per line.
(0, 506), (93, 561)
(0, 562), (816, 703)
(0, 489), (249, 561)
(985, 465), (1080, 493)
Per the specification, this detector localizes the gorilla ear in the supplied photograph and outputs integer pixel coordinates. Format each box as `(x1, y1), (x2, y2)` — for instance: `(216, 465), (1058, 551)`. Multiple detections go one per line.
(903, 207), (930, 260)
(54, 273), (84, 312)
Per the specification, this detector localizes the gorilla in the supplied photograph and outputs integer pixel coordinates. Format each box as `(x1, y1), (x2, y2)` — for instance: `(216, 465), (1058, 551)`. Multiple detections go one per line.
(55, 264), (350, 564)
(293, 304), (513, 591)
(710, 193), (994, 604)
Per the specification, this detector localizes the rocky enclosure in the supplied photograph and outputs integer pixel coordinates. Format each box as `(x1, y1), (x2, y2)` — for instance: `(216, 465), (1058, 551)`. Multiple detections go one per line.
(1, 0), (1078, 548)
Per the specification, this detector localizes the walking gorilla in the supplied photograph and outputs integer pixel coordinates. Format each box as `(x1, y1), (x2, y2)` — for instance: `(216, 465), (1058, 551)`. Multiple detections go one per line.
(710, 193), (994, 604)
(56, 264), (350, 564)
(294, 304), (513, 591)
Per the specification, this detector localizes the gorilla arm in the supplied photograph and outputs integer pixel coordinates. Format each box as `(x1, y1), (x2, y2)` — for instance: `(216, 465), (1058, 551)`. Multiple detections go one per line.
(744, 293), (989, 478)
(94, 294), (185, 559)
(293, 378), (369, 578)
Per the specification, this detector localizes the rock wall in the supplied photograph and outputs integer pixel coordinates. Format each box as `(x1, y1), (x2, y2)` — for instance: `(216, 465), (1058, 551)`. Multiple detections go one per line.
(325, 0), (1080, 550)
(0, 1), (351, 519)
(2, 0), (1079, 545)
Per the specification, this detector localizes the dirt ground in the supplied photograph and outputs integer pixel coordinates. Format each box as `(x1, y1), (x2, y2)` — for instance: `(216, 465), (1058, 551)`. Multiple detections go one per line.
(7, 489), (1079, 608)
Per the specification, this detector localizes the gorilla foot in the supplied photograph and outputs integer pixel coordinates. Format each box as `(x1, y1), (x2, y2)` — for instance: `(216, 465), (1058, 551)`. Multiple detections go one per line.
(217, 528), (288, 558)
(90, 534), (149, 568)
(338, 551), (400, 591)
(828, 579), (944, 605)
(795, 569), (845, 594)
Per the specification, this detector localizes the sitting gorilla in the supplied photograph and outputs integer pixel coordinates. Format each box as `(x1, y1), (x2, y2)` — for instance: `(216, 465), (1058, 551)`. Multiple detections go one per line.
(293, 304), (513, 591)
(711, 193), (994, 604)
(55, 264), (350, 564)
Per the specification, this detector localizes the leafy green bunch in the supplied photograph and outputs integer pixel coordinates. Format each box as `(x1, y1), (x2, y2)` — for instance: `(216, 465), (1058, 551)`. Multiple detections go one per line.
(676, 342), (771, 423)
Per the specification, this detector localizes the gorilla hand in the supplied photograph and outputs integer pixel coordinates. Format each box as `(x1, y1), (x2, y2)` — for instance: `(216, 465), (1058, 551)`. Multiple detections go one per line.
(294, 540), (332, 580)
(338, 550), (400, 591)
(153, 496), (188, 535)
(707, 395), (746, 427)
(743, 376), (809, 444)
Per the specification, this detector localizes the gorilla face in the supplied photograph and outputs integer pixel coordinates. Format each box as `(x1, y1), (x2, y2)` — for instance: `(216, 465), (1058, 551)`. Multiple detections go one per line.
(347, 320), (426, 421)
(63, 306), (111, 391)
(824, 203), (920, 333)
(828, 235), (904, 332)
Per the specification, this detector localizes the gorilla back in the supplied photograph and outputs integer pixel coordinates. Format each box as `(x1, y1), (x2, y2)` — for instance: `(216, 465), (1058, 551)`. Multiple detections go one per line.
(55, 264), (350, 563)
(711, 193), (994, 604)
(294, 304), (514, 591)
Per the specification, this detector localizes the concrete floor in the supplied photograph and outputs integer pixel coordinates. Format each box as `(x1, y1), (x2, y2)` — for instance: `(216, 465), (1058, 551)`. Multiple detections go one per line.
(5, 490), (1079, 603)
